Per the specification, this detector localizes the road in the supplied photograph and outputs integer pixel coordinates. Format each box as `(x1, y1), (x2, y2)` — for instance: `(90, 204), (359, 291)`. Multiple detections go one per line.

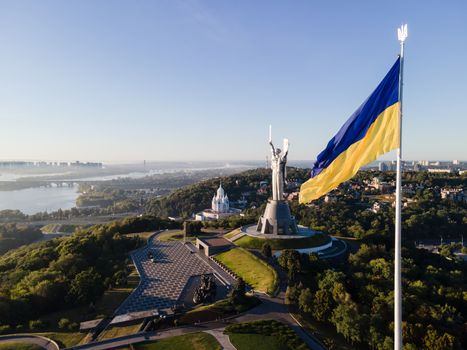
(64, 288), (326, 350)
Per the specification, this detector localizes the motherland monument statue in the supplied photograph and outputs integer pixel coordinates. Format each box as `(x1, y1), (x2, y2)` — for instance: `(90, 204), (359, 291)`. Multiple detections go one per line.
(256, 126), (298, 235)
(270, 130), (288, 201)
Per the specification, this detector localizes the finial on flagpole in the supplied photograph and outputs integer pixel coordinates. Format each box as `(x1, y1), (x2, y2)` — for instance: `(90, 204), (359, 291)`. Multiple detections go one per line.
(397, 24), (408, 43)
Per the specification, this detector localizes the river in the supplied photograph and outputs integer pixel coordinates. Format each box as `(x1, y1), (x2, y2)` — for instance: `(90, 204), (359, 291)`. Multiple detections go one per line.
(0, 162), (258, 215)
(0, 184), (79, 215)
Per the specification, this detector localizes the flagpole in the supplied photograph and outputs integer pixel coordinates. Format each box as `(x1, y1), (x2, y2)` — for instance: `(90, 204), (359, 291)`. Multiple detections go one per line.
(395, 23), (407, 350)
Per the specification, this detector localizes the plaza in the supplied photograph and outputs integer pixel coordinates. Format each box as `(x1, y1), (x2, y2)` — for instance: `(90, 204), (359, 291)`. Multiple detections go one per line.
(115, 236), (216, 315)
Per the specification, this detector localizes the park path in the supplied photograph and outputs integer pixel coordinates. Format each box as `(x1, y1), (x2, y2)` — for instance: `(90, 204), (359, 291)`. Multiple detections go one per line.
(63, 290), (326, 350)
(204, 328), (236, 350)
(226, 231), (245, 242)
(0, 334), (59, 350)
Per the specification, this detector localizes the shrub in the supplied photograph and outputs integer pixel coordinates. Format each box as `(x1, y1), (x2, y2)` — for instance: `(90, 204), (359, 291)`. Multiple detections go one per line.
(229, 278), (246, 304)
(225, 320), (308, 350)
(29, 319), (45, 330)
(58, 318), (71, 329)
(0, 325), (11, 334)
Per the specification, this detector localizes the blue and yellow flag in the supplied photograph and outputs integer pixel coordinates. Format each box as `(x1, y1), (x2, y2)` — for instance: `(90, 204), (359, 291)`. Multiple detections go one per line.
(299, 58), (401, 204)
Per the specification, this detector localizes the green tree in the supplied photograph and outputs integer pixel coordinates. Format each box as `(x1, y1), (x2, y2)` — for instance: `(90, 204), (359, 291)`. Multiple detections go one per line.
(438, 245), (454, 259)
(423, 326), (455, 350)
(285, 285), (300, 305)
(312, 289), (334, 322)
(287, 258), (300, 283)
(67, 268), (103, 305)
(330, 302), (363, 345)
(261, 243), (272, 259)
(230, 278), (246, 304)
(58, 318), (70, 329)
(298, 288), (313, 313)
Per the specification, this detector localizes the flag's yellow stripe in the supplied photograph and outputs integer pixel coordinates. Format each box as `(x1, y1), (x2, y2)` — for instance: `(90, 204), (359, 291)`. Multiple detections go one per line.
(299, 102), (400, 204)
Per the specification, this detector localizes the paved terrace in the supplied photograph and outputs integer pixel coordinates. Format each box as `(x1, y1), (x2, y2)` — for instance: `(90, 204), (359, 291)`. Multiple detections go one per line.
(115, 237), (213, 315)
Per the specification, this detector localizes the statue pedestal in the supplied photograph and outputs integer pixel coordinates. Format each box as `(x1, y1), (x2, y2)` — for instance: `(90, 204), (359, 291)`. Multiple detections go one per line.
(256, 200), (298, 235)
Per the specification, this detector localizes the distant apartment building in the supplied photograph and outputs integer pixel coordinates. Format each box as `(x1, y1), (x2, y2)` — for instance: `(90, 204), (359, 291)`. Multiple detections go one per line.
(378, 162), (388, 171)
(371, 177), (394, 194)
(427, 168), (453, 174)
(440, 188), (466, 202)
(0, 160), (102, 168)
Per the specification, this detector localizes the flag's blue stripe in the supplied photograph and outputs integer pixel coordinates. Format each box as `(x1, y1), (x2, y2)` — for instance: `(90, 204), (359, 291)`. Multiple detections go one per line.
(311, 58), (400, 178)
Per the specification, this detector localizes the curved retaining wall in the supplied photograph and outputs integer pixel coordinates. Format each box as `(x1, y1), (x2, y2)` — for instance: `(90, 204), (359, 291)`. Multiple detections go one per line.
(273, 240), (333, 257)
(0, 334), (60, 350)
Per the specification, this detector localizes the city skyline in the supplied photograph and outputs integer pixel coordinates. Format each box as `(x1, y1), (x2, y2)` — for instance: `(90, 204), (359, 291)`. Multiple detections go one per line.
(1, 0), (466, 162)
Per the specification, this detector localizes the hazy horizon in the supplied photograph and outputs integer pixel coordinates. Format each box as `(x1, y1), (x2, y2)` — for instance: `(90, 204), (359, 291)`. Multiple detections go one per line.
(1, 158), (464, 167)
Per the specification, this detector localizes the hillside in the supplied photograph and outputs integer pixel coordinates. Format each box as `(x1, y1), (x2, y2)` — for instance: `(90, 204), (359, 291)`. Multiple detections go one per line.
(144, 167), (309, 218)
(0, 224), (42, 255)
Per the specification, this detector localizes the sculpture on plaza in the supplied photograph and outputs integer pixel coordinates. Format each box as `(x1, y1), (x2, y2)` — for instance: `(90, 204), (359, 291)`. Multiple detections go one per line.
(193, 274), (217, 304)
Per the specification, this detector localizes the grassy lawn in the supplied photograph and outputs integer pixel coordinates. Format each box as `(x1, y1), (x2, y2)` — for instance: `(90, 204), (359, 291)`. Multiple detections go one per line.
(228, 333), (289, 350)
(178, 296), (261, 324)
(0, 343), (42, 350)
(94, 267), (140, 316)
(214, 248), (278, 295)
(156, 230), (185, 241)
(157, 229), (222, 242)
(126, 231), (156, 242)
(224, 320), (308, 350)
(234, 234), (330, 250)
(36, 331), (85, 348)
(187, 296), (260, 314)
(98, 322), (142, 340)
(133, 332), (221, 350)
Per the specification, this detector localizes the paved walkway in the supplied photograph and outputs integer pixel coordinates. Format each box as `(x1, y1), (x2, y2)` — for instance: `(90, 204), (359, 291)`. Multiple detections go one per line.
(115, 236), (213, 314)
(226, 231), (246, 242)
(0, 334), (59, 350)
(205, 328), (236, 350)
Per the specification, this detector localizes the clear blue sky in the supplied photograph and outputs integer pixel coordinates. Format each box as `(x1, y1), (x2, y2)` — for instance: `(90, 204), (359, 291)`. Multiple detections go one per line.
(0, 0), (466, 163)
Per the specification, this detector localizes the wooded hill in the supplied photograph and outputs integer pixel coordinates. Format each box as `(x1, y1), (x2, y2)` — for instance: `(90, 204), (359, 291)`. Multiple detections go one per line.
(144, 167), (309, 218)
